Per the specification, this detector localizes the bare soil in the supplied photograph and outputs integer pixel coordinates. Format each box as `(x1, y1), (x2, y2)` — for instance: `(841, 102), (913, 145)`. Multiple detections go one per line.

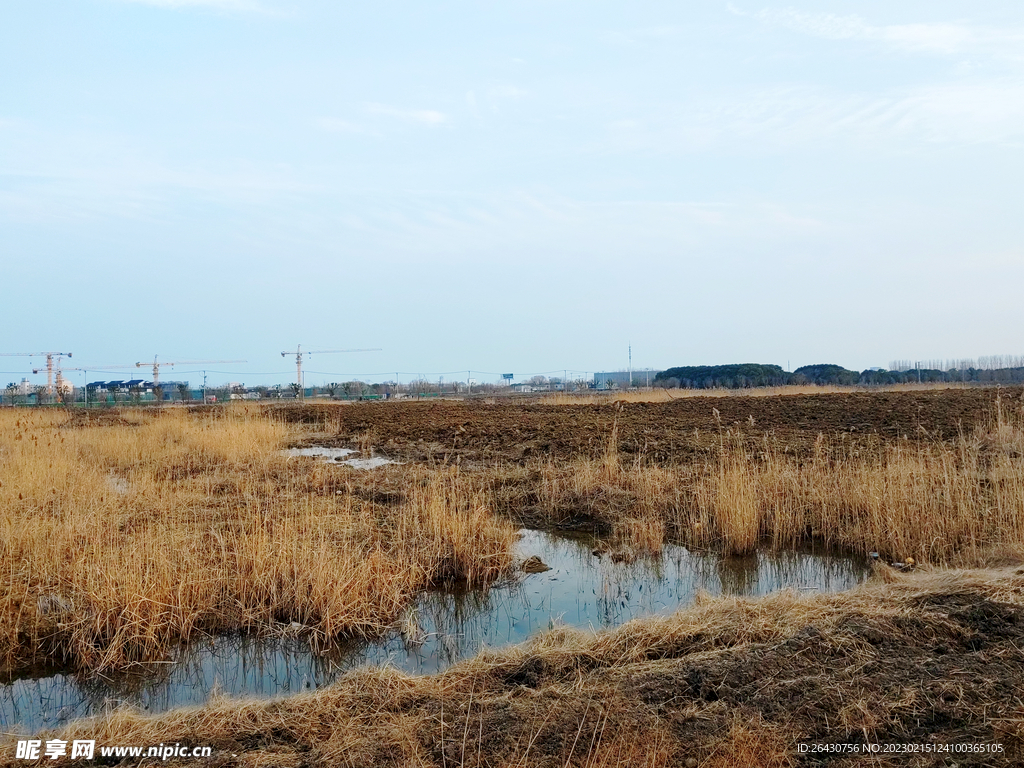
(275, 387), (1020, 464)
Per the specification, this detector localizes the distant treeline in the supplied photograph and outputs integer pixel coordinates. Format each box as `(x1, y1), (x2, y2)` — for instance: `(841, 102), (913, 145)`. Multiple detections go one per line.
(654, 363), (1024, 389)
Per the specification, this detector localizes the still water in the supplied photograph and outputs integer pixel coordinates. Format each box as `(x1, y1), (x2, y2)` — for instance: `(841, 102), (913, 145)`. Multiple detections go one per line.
(1, 530), (869, 732)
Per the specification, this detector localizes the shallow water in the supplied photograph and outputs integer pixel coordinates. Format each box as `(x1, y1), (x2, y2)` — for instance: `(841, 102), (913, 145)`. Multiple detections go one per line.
(283, 446), (399, 468)
(283, 446), (356, 460)
(1, 531), (869, 733)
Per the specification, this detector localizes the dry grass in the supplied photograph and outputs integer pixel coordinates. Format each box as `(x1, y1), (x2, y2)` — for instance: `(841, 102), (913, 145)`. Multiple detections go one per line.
(7, 565), (1021, 767)
(0, 406), (517, 672)
(489, 395), (1024, 561)
(543, 382), (973, 405)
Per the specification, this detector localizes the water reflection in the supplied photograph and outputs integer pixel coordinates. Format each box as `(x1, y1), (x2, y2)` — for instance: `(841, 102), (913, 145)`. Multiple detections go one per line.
(1, 531), (869, 733)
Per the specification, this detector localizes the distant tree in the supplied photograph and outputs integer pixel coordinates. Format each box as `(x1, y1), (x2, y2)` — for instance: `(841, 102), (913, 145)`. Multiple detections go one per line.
(342, 381), (368, 399)
(3, 383), (15, 405)
(177, 382), (191, 402)
(655, 364), (788, 389)
(33, 385), (47, 406)
(528, 375), (548, 386)
(325, 382), (340, 399)
(129, 385), (143, 405)
(289, 382), (301, 398)
(153, 385), (164, 404)
(792, 364), (857, 386)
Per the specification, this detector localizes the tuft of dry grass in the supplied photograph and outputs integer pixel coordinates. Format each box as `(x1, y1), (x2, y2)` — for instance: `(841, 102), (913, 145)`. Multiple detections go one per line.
(0, 407), (517, 672)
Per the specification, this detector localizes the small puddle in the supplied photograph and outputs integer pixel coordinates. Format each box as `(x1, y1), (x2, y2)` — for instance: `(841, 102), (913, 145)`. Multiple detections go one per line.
(1, 531), (869, 733)
(283, 446), (399, 469)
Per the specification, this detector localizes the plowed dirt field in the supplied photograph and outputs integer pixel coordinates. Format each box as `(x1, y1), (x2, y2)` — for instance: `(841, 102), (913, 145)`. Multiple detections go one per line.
(276, 387), (1020, 464)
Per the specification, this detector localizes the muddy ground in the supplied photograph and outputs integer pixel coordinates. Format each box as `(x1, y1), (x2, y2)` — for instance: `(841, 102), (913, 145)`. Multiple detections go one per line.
(276, 387), (1021, 464)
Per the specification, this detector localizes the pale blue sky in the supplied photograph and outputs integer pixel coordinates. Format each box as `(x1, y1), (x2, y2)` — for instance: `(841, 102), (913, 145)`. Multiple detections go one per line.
(2, 1), (1022, 387)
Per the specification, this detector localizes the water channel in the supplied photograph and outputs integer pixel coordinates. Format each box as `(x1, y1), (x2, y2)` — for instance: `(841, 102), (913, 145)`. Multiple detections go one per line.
(1, 530), (870, 733)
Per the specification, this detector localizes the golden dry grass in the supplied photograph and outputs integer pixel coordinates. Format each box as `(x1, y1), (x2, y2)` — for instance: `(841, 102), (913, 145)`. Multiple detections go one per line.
(490, 395), (1024, 561)
(7, 565), (1021, 767)
(543, 382), (973, 405)
(0, 406), (517, 672)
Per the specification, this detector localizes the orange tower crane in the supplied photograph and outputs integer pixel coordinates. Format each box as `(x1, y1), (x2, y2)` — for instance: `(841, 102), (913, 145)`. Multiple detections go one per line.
(280, 346), (381, 400)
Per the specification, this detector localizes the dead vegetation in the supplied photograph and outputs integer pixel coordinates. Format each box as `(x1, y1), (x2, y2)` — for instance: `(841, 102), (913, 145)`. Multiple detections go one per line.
(485, 395), (1024, 562)
(3, 390), (1024, 765)
(6, 565), (1022, 767)
(542, 381), (974, 406)
(3, 394), (1022, 674)
(0, 406), (517, 673)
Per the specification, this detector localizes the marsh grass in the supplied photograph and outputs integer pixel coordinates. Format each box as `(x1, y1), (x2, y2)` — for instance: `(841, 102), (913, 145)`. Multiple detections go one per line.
(9, 566), (1021, 768)
(493, 394), (1024, 561)
(3, 394), (1022, 674)
(0, 407), (516, 672)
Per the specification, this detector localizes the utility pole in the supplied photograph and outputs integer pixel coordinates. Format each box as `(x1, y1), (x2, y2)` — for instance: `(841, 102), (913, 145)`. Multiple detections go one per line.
(628, 344), (632, 389)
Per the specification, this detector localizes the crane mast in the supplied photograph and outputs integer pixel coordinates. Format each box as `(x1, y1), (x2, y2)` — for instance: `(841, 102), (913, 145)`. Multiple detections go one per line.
(2, 352), (72, 396)
(280, 346), (381, 400)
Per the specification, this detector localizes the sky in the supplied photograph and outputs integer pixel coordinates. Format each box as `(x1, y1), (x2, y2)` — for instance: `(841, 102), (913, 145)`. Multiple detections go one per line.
(2, 0), (1023, 388)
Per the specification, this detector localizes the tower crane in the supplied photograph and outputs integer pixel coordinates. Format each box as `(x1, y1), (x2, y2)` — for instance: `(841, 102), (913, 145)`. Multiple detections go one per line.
(136, 356), (247, 386)
(280, 346), (381, 400)
(2, 352), (72, 396)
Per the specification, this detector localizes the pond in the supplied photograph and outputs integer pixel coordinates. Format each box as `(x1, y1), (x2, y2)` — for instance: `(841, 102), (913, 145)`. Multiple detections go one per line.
(1, 530), (870, 733)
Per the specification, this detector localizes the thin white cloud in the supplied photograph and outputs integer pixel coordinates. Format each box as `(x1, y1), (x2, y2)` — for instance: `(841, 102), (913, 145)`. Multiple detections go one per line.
(594, 79), (1024, 154)
(731, 5), (1024, 57)
(365, 103), (447, 125)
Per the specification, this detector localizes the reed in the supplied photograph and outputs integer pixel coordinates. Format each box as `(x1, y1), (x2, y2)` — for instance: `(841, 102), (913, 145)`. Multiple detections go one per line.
(504, 394), (1024, 561)
(543, 381), (972, 405)
(2, 394), (1021, 673)
(0, 407), (517, 672)
(9, 565), (1019, 768)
